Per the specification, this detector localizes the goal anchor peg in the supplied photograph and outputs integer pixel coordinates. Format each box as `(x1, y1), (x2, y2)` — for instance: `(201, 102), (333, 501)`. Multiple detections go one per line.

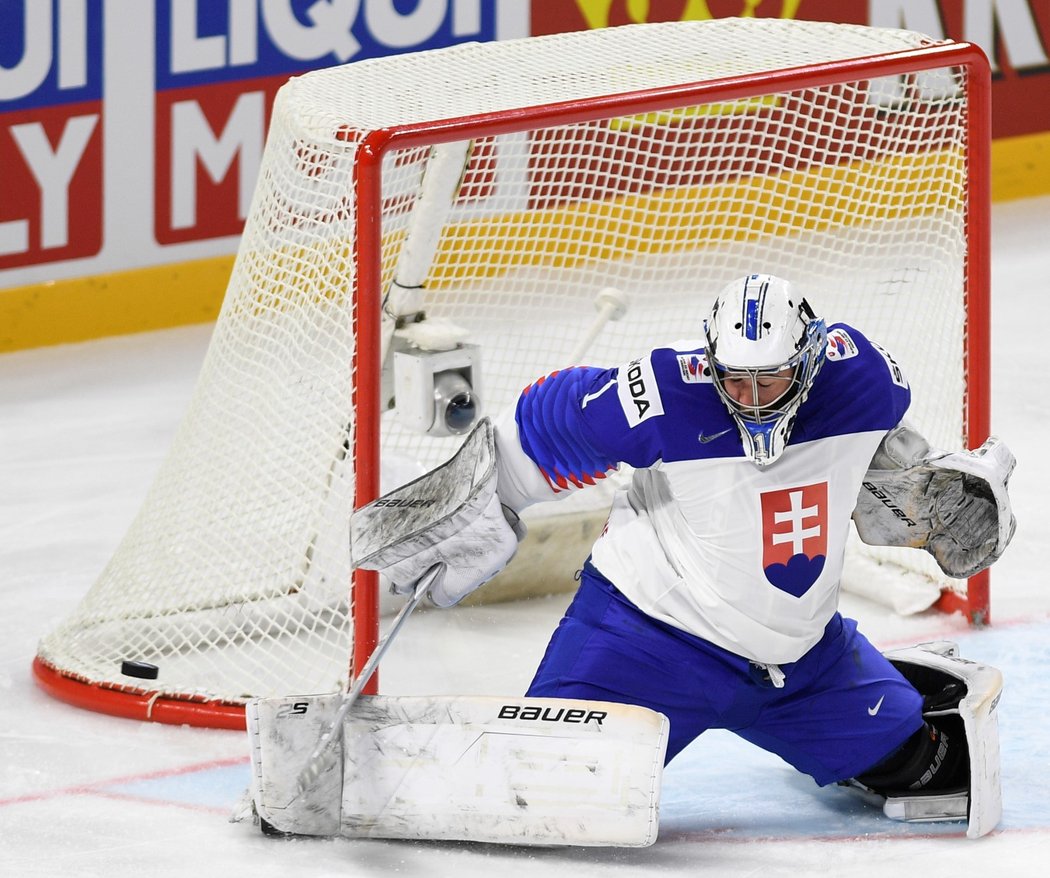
(568, 286), (631, 365)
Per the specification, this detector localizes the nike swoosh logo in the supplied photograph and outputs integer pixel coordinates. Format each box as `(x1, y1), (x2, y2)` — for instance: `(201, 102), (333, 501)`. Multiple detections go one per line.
(868, 695), (885, 716)
(699, 428), (732, 444)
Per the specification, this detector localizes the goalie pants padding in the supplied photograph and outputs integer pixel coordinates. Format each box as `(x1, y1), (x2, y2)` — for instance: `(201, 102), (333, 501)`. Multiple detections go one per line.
(527, 562), (924, 785)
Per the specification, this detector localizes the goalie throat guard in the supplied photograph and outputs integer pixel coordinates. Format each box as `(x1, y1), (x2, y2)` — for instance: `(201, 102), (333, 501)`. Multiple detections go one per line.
(704, 274), (828, 466)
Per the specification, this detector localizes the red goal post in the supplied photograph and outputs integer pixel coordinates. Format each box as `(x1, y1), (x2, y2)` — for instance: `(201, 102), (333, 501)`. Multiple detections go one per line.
(33, 19), (992, 729)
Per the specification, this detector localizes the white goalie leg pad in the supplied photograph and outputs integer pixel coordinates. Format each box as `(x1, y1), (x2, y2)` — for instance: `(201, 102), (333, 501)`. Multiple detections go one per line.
(855, 641), (1004, 838)
(246, 693), (345, 837)
(247, 693), (669, 847)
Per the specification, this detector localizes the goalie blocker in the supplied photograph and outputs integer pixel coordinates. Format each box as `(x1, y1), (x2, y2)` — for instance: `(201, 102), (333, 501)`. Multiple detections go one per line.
(244, 693), (669, 847)
(841, 641), (1003, 839)
(350, 416), (524, 608)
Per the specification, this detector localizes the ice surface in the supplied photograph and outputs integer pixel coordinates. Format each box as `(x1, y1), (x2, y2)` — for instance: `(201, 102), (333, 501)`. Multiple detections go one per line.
(2, 196), (1049, 877)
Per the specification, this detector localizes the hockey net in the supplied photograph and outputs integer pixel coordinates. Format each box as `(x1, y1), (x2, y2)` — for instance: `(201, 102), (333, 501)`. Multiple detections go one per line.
(34, 19), (990, 728)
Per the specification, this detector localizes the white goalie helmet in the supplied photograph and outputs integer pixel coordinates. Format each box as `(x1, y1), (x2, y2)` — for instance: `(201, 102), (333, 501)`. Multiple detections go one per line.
(703, 274), (828, 466)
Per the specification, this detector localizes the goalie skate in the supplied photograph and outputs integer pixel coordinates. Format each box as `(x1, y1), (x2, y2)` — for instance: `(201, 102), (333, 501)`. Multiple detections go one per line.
(840, 641), (1003, 838)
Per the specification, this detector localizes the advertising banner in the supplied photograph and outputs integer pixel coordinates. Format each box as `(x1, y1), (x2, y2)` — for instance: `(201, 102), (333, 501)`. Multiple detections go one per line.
(0, 0), (526, 293)
(1, 0), (1046, 349)
(531, 0), (1050, 140)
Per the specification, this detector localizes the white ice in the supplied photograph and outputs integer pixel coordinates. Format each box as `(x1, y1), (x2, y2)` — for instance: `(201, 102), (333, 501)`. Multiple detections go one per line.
(2, 196), (1049, 877)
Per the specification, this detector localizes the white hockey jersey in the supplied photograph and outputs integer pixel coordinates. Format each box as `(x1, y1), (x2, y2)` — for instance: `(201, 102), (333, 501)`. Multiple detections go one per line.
(497, 324), (911, 664)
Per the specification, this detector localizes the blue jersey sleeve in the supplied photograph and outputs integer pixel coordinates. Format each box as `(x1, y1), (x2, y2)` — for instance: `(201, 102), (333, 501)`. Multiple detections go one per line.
(514, 362), (670, 491)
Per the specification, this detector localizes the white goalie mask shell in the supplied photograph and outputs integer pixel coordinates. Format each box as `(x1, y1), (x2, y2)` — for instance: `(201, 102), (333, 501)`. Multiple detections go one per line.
(703, 274), (828, 466)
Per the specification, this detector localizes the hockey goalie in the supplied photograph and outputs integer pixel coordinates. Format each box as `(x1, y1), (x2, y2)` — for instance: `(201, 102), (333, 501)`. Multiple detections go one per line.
(247, 273), (1014, 845)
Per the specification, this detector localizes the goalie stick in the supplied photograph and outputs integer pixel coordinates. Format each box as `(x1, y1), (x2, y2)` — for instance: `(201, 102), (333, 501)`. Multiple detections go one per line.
(295, 562), (441, 794)
(297, 416), (515, 792)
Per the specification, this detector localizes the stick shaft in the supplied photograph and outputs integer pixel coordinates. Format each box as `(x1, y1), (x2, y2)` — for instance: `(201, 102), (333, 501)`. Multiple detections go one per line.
(296, 564), (441, 793)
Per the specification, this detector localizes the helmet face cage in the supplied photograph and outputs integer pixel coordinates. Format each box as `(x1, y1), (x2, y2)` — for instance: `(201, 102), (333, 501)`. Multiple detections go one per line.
(703, 275), (828, 465)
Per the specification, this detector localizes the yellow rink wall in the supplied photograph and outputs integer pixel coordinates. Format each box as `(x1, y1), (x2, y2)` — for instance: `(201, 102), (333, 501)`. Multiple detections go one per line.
(1, 131), (1048, 354)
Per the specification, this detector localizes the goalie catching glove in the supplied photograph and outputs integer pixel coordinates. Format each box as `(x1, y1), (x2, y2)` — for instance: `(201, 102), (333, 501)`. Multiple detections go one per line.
(853, 424), (1017, 578)
(350, 417), (524, 608)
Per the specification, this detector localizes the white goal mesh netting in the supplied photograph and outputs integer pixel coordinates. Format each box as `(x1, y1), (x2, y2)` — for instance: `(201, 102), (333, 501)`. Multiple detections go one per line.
(36, 19), (985, 719)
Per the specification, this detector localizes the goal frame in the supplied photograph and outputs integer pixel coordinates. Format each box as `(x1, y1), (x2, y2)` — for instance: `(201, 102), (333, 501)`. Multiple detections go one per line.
(32, 38), (992, 728)
(352, 40), (992, 678)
